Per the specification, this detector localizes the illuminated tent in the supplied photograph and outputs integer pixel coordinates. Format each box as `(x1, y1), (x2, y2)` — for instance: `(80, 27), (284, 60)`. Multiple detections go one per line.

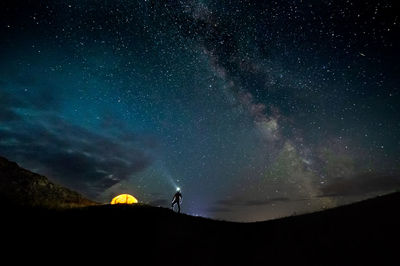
(110, 194), (138, 205)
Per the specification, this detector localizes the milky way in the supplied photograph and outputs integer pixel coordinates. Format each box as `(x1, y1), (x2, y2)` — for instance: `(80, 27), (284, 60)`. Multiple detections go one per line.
(0, 0), (399, 221)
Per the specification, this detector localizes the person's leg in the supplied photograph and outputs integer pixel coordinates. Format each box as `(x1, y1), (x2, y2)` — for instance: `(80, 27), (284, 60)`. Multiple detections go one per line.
(177, 201), (180, 213)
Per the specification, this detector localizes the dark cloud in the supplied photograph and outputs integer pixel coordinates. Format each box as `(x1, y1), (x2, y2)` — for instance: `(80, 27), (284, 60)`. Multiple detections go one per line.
(0, 108), (20, 122)
(320, 173), (400, 197)
(0, 115), (153, 198)
(244, 197), (291, 206)
(216, 197), (291, 207)
(0, 92), (23, 122)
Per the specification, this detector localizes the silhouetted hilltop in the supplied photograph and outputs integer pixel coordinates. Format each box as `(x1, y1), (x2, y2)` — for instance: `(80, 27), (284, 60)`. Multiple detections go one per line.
(1, 155), (398, 265)
(0, 155), (96, 208)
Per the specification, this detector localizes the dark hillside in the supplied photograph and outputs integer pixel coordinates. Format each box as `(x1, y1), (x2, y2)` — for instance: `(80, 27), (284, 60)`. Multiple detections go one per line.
(0, 156), (96, 208)
(1, 156), (399, 265)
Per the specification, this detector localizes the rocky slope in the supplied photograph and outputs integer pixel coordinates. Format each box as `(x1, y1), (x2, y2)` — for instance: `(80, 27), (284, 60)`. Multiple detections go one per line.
(0, 155), (96, 208)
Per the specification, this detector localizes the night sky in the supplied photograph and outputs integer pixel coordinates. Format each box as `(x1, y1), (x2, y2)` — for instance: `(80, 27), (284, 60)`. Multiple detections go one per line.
(1, 0), (399, 221)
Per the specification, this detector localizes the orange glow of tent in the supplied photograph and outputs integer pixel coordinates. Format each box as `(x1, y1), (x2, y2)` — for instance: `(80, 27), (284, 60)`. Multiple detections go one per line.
(110, 194), (138, 205)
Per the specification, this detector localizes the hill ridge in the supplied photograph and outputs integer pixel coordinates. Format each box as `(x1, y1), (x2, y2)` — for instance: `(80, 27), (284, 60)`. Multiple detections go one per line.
(0, 155), (96, 208)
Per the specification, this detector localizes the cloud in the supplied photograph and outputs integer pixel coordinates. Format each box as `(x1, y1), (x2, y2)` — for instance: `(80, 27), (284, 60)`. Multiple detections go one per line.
(244, 197), (291, 206)
(215, 197), (291, 207)
(0, 92), (23, 122)
(0, 108), (20, 122)
(319, 173), (400, 197)
(0, 114), (154, 198)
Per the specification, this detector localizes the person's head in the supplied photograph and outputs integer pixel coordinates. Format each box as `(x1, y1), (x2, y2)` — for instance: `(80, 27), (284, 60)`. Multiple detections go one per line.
(176, 187), (181, 192)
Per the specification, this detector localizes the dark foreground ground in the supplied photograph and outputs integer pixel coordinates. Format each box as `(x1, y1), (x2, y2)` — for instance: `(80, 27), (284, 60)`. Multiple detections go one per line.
(2, 192), (399, 266)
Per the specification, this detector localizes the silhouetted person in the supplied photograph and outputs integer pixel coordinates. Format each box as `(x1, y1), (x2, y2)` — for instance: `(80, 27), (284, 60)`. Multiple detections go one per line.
(171, 188), (182, 213)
